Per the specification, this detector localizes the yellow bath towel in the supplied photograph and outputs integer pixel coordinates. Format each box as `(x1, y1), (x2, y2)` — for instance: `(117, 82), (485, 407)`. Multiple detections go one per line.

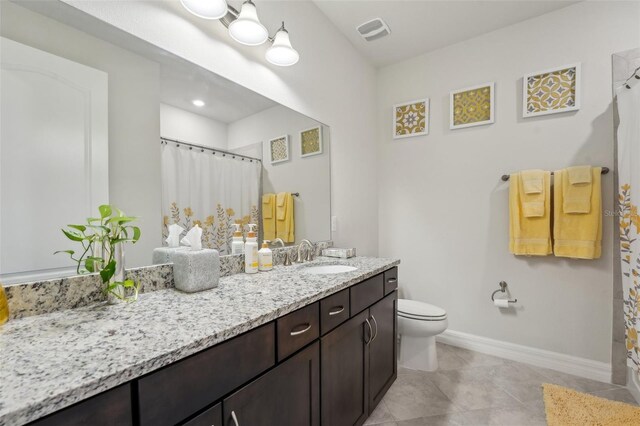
(276, 192), (295, 243)
(554, 168), (602, 259)
(262, 193), (276, 241)
(509, 171), (552, 256)
(520, 169), (546, 217)
(563, 166), (592, 214)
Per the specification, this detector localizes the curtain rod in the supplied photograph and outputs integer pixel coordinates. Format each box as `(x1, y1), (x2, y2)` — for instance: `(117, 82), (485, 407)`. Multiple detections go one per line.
(501, 167), (609, 181)
(160, 137), (262, 163)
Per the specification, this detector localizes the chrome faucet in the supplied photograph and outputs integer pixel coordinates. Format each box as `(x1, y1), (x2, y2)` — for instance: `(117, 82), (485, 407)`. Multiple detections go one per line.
(270, 238), (292, 266)
(296, 239), (314, 263)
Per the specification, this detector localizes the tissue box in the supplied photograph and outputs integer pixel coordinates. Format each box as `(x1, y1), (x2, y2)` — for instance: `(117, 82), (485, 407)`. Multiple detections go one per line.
(152, 246), (188, 265)
(321, 248), (356, 259)
(173, 249), (220, 293)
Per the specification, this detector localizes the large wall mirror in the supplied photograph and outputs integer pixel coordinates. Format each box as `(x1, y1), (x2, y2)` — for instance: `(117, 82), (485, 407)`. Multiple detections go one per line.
(0, 0), (331, 284)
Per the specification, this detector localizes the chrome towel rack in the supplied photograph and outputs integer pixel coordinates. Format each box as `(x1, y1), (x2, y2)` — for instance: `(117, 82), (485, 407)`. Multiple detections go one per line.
(501, 167), (609, 182)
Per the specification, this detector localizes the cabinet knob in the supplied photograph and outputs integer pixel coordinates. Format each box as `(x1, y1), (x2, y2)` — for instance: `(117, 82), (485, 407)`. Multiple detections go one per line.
(290, 323), (312, 336)
(328, 306), (345, 316)
(364, 318), (373, 345)
(370, 315), (378, 342)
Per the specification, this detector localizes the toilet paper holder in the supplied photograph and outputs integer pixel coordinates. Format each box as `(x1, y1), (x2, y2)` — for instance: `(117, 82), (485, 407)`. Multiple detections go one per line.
(491, 281), (517, 303)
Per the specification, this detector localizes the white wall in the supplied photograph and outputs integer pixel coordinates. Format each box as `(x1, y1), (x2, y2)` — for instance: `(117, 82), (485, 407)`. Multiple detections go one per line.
(228, 105), (331, 243)
(377, 1), (640, 363)
(63, 0), (379, 256)
(160, 103), (228, 149)
(1, 1), (161, 268)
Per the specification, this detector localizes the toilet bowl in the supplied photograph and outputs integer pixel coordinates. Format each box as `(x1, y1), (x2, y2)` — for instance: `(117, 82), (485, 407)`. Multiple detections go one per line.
(398, 299), (448, 372)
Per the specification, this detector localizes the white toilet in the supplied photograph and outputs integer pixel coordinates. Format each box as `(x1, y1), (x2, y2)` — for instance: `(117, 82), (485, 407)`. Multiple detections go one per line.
(398, 299), (448, 372)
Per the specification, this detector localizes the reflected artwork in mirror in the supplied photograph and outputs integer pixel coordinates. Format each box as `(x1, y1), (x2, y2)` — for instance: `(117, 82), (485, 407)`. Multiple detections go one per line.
(0, 0), (331, 285)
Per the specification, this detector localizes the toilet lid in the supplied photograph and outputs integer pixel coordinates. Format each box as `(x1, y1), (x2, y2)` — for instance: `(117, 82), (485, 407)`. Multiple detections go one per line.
(398, 299), (447, 319)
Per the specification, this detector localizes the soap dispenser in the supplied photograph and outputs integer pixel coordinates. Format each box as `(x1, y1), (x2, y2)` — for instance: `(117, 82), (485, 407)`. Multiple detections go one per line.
(0, 283), (9, 325)
(259, 240), (273, 272)
(244, 224), (259, 274)
(231, 223), (245, 255)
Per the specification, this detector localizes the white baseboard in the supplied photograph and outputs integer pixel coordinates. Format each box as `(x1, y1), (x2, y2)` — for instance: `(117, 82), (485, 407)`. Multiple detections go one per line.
(436, 330), (612, 384)
(628, 367), (640, 404)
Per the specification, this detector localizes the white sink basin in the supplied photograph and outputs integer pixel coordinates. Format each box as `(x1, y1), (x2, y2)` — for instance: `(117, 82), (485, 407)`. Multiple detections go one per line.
(302, 264), (358, 275)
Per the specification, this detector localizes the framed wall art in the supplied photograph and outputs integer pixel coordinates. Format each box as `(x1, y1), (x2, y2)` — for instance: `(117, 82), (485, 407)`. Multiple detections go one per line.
(523, 63), (581, 118)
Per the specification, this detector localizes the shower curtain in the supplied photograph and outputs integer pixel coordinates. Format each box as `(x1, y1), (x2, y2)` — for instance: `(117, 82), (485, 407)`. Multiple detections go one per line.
(616, 82), (640, 378)
(161, 141), (261, 255)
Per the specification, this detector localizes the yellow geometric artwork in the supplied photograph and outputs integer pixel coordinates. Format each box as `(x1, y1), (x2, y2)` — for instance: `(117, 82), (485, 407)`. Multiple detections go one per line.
(393, 99), (429, 139)
(300, 126), (323, 157)
(450, 83), (494, 129)
(524, 64), (580, 118)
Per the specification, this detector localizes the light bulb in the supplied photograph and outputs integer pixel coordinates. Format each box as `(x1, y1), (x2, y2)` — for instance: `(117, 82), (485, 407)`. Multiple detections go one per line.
(228, 0), (268, 46)
(266, 23), (299, 66)
(180, 0), (228, 20)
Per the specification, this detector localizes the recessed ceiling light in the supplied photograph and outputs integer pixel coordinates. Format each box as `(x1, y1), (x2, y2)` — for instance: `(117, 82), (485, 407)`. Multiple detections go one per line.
(192, 99), (205, 107)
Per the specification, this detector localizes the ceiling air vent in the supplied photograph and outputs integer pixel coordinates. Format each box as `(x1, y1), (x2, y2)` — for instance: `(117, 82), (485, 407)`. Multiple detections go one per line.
(356, 18), (390, 42)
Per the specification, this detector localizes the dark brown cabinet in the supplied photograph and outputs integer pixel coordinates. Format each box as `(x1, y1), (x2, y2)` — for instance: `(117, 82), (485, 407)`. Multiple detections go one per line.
(29, 384), (132, 426)
(321, 290), (397, 426)
(368, 293), (397, 409)
(223, 342), (320, 426)
(320, 310), (371, 426)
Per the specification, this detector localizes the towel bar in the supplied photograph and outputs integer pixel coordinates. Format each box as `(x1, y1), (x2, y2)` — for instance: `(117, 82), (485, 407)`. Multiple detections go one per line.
(501, 167), (609, 182)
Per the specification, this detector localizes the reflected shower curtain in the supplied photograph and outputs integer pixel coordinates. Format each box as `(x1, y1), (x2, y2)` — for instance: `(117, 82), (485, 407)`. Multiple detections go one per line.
(616, 83), (640, 378)
(161, 142), (260, 255)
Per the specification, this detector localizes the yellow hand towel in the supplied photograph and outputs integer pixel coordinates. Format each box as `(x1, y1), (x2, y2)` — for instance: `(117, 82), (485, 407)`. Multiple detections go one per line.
(553, 168), (602, 259)
(276, 192), (295, 243)
(519, 169), (546, 217)
(509, 172), (552, 256)
(563, 166), (592, 214)
(262, 193), (276, 241)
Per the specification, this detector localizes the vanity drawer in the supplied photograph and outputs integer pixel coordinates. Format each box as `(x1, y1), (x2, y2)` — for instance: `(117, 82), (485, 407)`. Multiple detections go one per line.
(137, 323), (275, 426)
(320, 288), (349, 335)
(277, 302), (319, 361)
(350, 273), (384, 316)
(182, 403), (222, 426)
(384, 267), (398, 295)
(29, 384), (132, 426)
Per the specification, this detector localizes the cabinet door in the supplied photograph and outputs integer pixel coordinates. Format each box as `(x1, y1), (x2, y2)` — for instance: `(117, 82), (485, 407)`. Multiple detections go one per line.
(368, 292), (397, 412)
(223, 342), (319, 426)
(321, 310), (370, 426)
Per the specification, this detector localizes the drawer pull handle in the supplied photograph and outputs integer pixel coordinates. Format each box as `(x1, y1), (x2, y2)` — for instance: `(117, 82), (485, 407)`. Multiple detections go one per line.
(329, 306), (345, 316)
(231, 411), (240, 426)
(364, 318), (373, 345)
(387, 278), (397, 284)
(290, 323), (312, 336)
(370, 315), (379, 342)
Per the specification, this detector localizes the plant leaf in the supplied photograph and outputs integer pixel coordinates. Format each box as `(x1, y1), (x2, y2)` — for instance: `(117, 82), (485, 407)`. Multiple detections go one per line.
(62, 229), (84, 242)
(67, 224), (87, 232)
(99, 260), (116, 284)
(98, 205), (112, 219)
(54, 249), (75, 256)
(131, 226), (141, 242)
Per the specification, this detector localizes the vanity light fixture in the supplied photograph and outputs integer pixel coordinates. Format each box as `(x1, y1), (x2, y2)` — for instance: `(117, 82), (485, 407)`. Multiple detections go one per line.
(192, 99), (205, 107)
(265, 22), (299, 67)
(180, 0), (228, 20)
(228, 0), (268, 46)
(181, 0), (299, 66)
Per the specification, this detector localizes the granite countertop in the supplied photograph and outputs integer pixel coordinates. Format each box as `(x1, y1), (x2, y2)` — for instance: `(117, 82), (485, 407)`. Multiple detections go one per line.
(0, 256), (399, 425)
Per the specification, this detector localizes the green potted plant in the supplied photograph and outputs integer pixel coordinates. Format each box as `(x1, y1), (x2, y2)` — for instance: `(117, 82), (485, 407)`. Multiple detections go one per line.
(56, 204), (141, 303)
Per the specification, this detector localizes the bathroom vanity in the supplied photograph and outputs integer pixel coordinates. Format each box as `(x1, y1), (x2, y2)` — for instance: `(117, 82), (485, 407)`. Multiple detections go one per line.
(0, 258), (399, 426)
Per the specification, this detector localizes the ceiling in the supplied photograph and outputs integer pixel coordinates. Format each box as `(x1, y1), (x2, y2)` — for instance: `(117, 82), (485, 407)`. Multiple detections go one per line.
(160, 59), (277, 124)
(313, 1), (577, 67)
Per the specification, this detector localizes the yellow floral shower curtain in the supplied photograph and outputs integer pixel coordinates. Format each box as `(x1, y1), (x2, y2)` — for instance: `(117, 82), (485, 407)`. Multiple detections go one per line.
(161, 141), (260, 255)
(617, 83), (640, 378)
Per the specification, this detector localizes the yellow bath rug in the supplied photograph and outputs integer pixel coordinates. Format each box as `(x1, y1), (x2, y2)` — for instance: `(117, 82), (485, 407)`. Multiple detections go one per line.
(543, 383), (640, 426)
